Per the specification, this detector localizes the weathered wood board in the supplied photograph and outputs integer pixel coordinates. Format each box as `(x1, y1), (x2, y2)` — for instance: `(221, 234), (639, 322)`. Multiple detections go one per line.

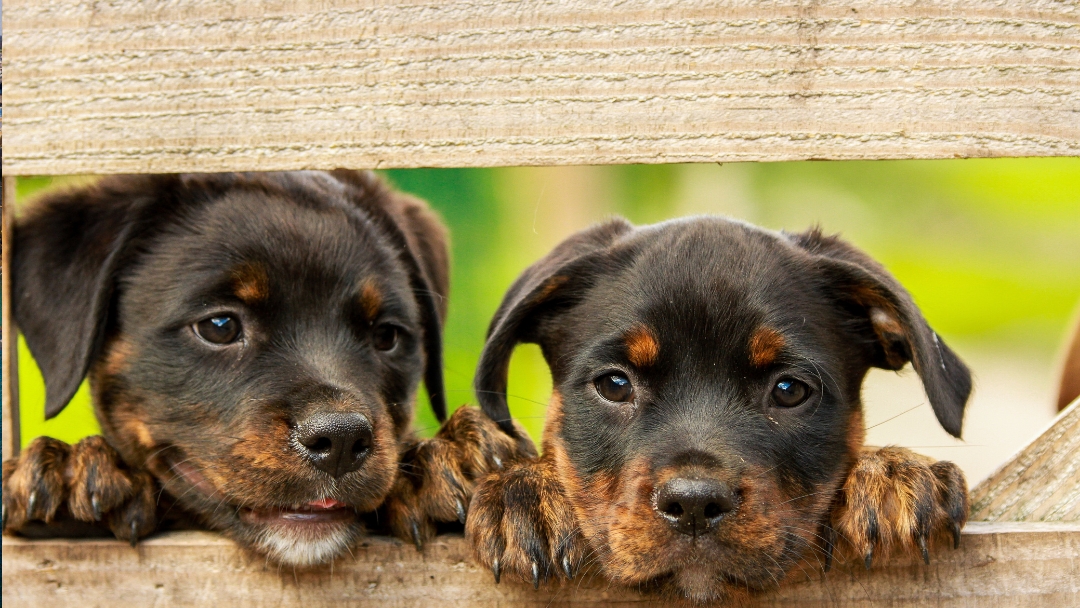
(2, 178), (20, 461)
(970, 398), (1080, 523)
(2, 523), (1078, 607)
(3, 0), (1079, 175)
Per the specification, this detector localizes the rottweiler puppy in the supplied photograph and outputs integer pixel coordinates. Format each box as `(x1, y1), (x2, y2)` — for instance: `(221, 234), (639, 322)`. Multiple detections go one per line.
(465, 216), (969, 603)
(2, 171), (524, 566)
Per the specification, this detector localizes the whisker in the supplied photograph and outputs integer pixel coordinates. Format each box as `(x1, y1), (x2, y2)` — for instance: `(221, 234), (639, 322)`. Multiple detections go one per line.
(866, 403), (924, 430)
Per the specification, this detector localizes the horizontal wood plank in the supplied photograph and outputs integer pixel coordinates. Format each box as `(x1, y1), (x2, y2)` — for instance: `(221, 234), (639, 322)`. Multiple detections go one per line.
(3, 523), (1079, 606)
(3, 0), (1079, 175)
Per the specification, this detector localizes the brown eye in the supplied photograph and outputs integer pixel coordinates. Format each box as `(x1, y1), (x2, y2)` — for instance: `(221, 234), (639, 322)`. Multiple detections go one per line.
(595, 373), (634, 403)
(772, 378), (810, 407)
(372, 324), (398, 351)
(194, 315), (241, 345)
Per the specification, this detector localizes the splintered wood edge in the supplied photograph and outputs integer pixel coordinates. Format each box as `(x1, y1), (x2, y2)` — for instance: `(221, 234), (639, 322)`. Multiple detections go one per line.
(3, 0), (1079, 175)
(3, 523), (1079, 607)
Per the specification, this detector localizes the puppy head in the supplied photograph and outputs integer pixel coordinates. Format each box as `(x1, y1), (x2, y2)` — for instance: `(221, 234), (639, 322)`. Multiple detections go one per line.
(477, 216), (971, 602)
(13, 170), (449, 566)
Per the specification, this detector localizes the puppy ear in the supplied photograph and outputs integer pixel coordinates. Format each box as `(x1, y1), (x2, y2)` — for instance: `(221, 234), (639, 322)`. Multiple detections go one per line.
(331, 169), (451, 423)
(476, 218), (635, 437)
(791, 229), (972, 438)
(13, 177), (153, 419)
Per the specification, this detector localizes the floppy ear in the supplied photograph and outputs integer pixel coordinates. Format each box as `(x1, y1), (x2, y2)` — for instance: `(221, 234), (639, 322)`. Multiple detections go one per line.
(476, 218), (635, 437)
(13, 177), (155, 419)
(331, 169), (451, 423)
(790, 229), (972, 438)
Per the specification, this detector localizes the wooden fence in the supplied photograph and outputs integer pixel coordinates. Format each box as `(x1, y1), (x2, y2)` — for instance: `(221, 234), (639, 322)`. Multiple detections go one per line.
(2, 1), (1079, 605)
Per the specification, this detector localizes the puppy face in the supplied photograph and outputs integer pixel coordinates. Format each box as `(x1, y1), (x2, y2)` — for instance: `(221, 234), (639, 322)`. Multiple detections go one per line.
(13, 171), (449, 566)
(476, 217), (970, 602)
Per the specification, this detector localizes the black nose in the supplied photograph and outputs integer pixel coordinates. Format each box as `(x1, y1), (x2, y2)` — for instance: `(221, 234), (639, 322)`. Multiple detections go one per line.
(655, 477), (737, 537)
(294, 412), (374, 478)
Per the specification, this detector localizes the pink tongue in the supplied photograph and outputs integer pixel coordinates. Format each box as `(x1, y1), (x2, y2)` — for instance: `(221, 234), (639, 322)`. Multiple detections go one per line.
(307, 498), (346, 510)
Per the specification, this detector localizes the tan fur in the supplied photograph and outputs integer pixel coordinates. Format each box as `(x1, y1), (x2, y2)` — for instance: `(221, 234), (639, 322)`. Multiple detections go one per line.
(847, 292), (910, 369)
(833, 446), (967, 565)
(358, 279), (383, 321)
(386, 406), (532, 548)
(107, 400), (156, 452)
(101, 338), (138, 377)
(2, 436), (157, 541)
(748, 326), (785, 368)
(625, 324), (660, 368)
(847, 408), (866, 463)
(231, 262), (270, 304)
(534, 275), (569, 304)
(65, 436), (136, 522)
(229, 421), (295, 469)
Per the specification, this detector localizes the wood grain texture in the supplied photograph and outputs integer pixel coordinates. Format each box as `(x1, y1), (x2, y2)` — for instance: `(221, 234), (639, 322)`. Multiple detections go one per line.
(3, 0), (1079, 175)
(969, 397), (1080, 523)
(2, 177), (20, 461)
(2, 523), (1077, 607)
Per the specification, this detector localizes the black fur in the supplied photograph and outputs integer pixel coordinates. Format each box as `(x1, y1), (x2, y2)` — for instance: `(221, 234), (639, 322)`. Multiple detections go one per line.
(8, 171), (450, 565)
(470, 215), (971, 601)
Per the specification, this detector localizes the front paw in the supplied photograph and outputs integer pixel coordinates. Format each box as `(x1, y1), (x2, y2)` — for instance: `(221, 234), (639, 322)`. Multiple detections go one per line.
(832, 446), (967, 569)
(2, 435), (157, 545)
(384, 406), (536, 549)
(465, 458), (586, 589)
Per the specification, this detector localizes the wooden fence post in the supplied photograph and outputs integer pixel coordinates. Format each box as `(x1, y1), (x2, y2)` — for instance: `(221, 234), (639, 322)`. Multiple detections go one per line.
(2, 176), (20, 460)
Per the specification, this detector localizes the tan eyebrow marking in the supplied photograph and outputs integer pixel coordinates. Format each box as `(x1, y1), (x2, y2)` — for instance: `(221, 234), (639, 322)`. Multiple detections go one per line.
(358, 279), (383, 321)
(625, 324), (660, 368)
(749, 326), (785, 368)
(231, 263), (269, 304)
(533, 275), (569, 304)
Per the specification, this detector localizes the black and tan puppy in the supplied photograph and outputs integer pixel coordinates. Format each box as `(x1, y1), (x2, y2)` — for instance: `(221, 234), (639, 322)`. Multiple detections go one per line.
(2, 171), (523, 566)
(466, 216), (969, 603)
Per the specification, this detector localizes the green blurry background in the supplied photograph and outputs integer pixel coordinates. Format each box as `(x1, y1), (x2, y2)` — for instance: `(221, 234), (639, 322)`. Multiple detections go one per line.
(11, 159), (1080, 481)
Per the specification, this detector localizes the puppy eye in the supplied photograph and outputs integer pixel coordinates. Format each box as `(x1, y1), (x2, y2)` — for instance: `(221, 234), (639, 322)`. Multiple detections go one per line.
(372, 324), (398, 351)
(595, 373), (634, 403)
(772, 378), (810, 407)
(194, 315), (241, 345)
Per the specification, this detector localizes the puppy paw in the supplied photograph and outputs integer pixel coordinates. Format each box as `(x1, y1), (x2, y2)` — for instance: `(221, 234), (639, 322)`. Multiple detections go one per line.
(3, 437), (70, 529)
(3, 435), (157, 545)
(385, 406), (536, 550)
(831, 446), (967, 570)
(465, 457), (586, 589)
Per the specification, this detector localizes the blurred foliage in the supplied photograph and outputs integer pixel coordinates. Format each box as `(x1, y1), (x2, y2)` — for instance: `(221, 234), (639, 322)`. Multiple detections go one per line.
(9, 159), (1080, 447)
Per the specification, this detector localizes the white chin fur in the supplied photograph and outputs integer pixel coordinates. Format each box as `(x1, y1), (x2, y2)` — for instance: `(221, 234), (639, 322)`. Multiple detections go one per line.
(253, 523), (359, 567)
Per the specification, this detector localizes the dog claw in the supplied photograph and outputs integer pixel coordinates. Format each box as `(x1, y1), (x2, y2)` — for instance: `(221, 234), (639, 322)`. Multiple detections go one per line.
(130, 520), (138, 547)
(951, 521), (962, 550)
(531, 561), (540, 589)
(563, 555), (574, 580)
(410, 520), (423, 551)
(2, 502), (7, 529)
(492, 558), (501, 584)
(492, 455), (503, 470)
(455, 499), (466, 525)
(91, 495), (103, 521)
(27, 492), (38, 519)
(863, 546), (873, 570)
(918, 534), (930, 565)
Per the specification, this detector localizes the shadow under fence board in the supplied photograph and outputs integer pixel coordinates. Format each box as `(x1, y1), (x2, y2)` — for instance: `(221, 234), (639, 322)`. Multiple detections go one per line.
(2, 0), (1079, 175)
